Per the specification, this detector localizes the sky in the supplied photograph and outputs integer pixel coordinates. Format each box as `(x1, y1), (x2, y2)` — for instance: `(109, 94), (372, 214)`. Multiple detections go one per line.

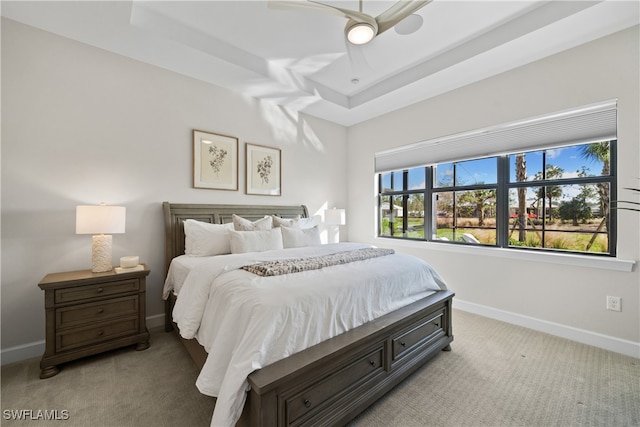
(382, 142), (609, 206)
(393, 143), (607, 189)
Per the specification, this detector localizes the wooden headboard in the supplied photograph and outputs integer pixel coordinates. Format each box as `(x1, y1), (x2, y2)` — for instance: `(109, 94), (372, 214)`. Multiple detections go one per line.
(162, 202), (309, 276)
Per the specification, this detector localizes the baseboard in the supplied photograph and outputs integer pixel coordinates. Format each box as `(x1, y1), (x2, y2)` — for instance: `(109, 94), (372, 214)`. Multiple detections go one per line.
(453, 299), (640, 359)
(146, 313), (165, 330)
(0, 340), (45, 366)
(1, 313), (168, 366)
(5, 307), (637, 365)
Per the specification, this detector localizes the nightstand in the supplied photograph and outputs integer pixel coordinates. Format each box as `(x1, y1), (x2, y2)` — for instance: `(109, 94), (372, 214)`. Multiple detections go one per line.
(38, 265), (150, 379)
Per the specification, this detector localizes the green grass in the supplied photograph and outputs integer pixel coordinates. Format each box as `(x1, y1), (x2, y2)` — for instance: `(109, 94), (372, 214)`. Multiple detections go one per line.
(385, 217), (609, 253)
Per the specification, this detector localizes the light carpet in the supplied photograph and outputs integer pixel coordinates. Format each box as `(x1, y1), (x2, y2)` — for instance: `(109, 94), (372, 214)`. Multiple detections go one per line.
(2, 310), (638, 426)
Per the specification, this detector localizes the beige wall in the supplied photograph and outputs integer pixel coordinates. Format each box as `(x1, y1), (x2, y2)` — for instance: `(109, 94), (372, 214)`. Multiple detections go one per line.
(1, 18), (348, 357)
(347, 26), (640, 356)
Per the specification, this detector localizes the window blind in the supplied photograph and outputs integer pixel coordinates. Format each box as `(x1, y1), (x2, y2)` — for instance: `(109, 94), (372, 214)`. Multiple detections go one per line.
(374, 100), (617, 173)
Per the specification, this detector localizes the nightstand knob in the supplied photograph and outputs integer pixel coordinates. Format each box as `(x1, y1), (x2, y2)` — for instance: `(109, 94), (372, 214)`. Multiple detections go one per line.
(96, 287), (104, 293)
(97, 330), (104, 336)
(97, 308), (104, 314)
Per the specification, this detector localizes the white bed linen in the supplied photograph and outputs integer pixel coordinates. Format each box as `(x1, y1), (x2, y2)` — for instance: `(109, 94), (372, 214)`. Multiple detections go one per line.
(167, 243), (447, 427)
(163, 255), (215, 298)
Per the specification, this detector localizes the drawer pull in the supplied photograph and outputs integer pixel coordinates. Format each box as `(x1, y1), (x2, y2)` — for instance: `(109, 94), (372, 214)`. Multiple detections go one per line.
(97, 330), (104, 336)
(97, 308), (104, 314)
(303, 399), (311, 408)
(369, 360), (375, 366)
(400, 341), (406, 347)
(96, 287), (104, 293)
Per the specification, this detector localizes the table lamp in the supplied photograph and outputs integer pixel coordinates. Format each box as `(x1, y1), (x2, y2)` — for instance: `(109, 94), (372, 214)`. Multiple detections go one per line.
(76, 204), (126, 272)
(325, 208), (346, 243)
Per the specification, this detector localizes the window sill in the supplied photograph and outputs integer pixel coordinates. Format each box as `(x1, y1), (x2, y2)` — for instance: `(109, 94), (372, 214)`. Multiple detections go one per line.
(374, 237), (636, 272)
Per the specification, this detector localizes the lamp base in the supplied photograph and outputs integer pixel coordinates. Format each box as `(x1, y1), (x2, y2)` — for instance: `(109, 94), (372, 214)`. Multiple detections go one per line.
(92, 234), (113, 273)
(328, 225), (340, 244)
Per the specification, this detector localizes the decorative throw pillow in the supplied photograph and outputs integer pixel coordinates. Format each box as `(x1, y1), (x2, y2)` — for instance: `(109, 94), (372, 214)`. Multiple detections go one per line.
(281, 226), (322, 248)
(184, 219), (234, 256)
(271, 215), (301, 228)
(232, 214), (272, 231)
(297, 215), (321, 229)
(229, 228), (284, 254)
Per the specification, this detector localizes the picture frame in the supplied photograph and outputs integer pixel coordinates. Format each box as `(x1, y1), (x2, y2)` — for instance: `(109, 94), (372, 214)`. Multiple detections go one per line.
(245, 143), (281, 196)
(193, 130), (238, 190)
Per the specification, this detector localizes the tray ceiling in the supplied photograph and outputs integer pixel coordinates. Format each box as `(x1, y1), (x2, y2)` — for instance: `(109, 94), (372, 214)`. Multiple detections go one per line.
(2, 1), (638, 126)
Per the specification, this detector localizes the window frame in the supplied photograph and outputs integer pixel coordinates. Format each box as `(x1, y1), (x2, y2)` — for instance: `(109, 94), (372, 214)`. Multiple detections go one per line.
(378, 169), (427, 240)
(377, 140), (618, 257)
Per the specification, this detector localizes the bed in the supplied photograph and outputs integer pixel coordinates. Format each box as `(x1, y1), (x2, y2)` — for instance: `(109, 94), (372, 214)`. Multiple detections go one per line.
(162, 202), (454, 427)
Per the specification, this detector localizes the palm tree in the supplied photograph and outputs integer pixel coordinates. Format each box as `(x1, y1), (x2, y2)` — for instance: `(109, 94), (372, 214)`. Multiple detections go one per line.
(515, 153), (527, 241)
(534, 164), (564, 220)
(580, 141), (611, 228)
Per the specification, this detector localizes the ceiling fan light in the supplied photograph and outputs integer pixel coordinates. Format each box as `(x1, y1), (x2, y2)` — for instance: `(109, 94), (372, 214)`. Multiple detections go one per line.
(346, 22), (375, 45)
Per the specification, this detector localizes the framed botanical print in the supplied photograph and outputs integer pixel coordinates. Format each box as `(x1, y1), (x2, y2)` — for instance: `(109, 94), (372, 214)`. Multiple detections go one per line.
(245, 143), (281, 196)
(193, 130), (238, 190)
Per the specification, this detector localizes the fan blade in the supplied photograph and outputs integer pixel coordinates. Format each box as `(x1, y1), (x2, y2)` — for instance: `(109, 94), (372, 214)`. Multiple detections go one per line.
(375, 0), (432, 34)
(345, 37), (372, 74)
(269, 0), (374, 24)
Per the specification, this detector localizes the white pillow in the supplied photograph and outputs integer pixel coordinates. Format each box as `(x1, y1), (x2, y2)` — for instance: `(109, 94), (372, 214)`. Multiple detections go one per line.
(281, 226), (322, 248)
(184, 219), (233, 256)
(271, 215), (301, 228)
(229, 228), (284, 254)
(232, 214), (272, 231)
(298, 215), (321, 229)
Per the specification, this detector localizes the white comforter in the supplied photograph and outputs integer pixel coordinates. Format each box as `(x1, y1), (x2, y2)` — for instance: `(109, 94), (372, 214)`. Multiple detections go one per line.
(164, 243), (447, 427)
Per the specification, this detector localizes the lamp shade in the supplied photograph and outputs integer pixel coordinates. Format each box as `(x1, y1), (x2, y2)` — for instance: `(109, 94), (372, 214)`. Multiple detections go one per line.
(325, 208), (346, 225)
(76, 205), (126, 234)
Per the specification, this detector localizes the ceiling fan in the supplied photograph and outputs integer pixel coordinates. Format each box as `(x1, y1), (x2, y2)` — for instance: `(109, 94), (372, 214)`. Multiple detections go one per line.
(269, 0), (432, 45)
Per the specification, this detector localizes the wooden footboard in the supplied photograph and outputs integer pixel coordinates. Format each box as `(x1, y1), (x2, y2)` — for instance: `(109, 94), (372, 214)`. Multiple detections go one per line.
(167, 289), (453, 426)
(247, 289), (453, 426)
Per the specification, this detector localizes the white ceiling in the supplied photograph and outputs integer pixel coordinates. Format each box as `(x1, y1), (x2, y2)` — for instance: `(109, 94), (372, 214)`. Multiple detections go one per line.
(2, 1), (638, 126)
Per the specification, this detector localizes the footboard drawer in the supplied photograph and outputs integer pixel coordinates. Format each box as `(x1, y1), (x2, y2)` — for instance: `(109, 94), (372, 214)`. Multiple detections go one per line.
(284, 345), (385, 426)
(391, 309), (445, 363)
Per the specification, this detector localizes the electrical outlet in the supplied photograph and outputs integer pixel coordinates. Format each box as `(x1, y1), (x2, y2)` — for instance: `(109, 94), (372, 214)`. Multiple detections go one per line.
(606, 296), (621, 312)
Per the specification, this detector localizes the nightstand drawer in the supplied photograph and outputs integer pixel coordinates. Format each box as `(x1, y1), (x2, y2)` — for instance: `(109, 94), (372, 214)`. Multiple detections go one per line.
(56, 317), (139, 352)
(56, 296), (139, 329)
(54, 279), (139, 304)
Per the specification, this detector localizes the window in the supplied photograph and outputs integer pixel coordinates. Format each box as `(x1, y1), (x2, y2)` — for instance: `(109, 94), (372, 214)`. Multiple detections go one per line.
(377, 140), (617, 255)
(379, 168), (426, 239)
